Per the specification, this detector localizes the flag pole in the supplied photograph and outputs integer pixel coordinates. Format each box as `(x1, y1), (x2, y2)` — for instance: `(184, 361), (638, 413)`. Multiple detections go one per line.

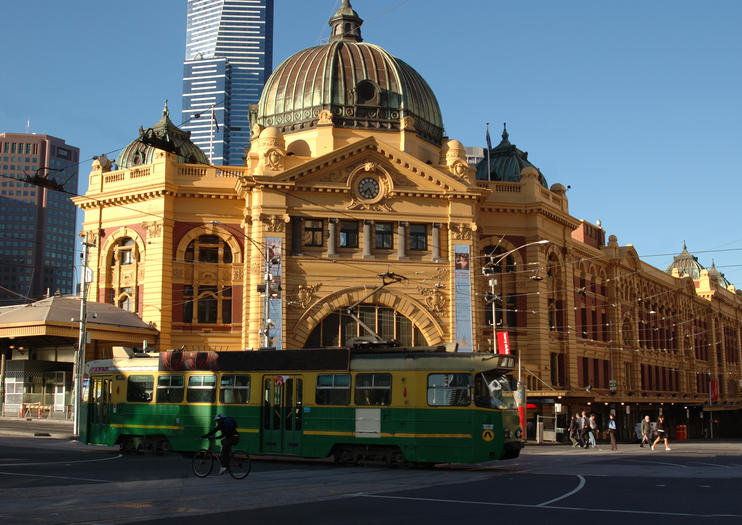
(486, 122), (492, 181)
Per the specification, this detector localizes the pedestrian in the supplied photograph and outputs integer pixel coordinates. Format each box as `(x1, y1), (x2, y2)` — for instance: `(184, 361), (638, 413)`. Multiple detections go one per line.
(652, 415), (671, 451)
(640, 415), (651, 448)
(579, 410), (589, 448)
(568, 413), (580, 447)
(588, 413), (599, 449)
(608, 413), (617, 450)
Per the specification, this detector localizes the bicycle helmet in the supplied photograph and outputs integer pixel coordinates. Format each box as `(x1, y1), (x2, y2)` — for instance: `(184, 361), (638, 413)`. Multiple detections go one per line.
(214, 414), (224, 422)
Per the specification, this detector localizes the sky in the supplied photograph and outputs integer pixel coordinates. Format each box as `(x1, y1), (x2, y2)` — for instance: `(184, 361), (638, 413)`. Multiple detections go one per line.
(1, 0), (741, 284)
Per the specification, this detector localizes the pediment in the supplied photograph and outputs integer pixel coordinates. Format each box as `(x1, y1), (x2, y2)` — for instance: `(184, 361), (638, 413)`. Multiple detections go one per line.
(266, 137), (477, 197)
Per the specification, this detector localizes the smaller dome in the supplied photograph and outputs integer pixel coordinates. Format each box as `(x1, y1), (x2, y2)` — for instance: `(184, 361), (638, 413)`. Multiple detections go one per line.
(708, 260), (733, 289)
(666, 242), (705, 280)
(475, 124), (547, 187)
(117, 101), (209, 169)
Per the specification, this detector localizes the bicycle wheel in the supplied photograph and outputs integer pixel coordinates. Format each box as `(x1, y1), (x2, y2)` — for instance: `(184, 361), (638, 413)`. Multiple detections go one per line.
(229, 452), (251, 479)
(192, 449), (214, 477)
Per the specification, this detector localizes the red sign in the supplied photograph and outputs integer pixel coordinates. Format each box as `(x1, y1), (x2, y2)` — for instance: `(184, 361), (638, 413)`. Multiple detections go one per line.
(496, 331), (511, 355)
(711, 379), (719, 402)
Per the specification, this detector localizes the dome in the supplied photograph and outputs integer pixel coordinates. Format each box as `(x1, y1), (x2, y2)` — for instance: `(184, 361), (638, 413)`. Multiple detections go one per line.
(117, 101), (209, 169)
(666, 242), (705, 280)
(475, 125), (548, 187)
(253, 0), (444, 146)
(708, 260), (732, 289)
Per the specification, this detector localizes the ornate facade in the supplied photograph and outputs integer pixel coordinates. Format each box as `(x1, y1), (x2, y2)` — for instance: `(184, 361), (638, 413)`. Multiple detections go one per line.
(72, 1), (742, 438)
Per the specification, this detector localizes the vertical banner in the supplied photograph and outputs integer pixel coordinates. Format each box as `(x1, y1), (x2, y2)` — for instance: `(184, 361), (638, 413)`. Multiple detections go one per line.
(454, 244), (474, 352)
(710, 379), (719, 402)
(266, 237), (282, 350)
(496, 331), (510, 355)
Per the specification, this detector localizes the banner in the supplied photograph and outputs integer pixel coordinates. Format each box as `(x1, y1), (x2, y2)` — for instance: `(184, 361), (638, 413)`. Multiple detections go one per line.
(454, 244), (473, 352)
(496, 331), (510, 355)
(266, 237), (283, 349)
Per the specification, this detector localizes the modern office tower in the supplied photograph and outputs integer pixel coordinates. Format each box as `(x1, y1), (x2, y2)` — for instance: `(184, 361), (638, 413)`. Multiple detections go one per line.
(181, 0), (274, 166)
(0, 133), (79, 305)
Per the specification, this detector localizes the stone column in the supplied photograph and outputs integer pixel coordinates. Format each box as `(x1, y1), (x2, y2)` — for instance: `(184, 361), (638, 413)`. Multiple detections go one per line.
(431, 223), (441, 261)
(327, 219), (338, 258)
(397, 222), (408, 259)
(363, 220), (374, 259)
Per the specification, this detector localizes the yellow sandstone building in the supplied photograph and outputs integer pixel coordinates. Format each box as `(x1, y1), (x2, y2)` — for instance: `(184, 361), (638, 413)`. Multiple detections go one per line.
(71, 2), (742, 439)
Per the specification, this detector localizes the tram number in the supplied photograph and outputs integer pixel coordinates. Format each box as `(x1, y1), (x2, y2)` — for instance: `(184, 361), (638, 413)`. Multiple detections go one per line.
(482, 429), (494, 442)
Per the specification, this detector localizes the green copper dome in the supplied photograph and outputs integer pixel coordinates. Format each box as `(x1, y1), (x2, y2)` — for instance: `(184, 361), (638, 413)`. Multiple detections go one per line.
(253, 0), (444, 145)
(117, 101), (209, 169)
(476, 125), (548, 187)
(666, 242), (705, 280)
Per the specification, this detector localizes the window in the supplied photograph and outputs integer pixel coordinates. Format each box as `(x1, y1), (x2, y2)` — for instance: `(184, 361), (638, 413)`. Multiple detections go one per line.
(427, 373), (471, 406)
(339, 221), (358, 248)
(115, 237), (136, 265)
(156, 375), (184, 403)
(316, 374), (351, 405)
(409, 224), (427, 251)
(127, 375), (154, 403)
(187, 375), (217, 403)
(196, 285), (218, 323)
(375, 223), (393, 249)
(184, 235), (232, 263)
(354, 373), (392, 406)
(220, 374), (250, 404)
(304, 219), (323, 247)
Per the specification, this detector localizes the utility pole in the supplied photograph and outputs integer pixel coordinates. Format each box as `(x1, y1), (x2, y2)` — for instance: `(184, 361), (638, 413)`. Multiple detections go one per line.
(73, 234), (94, 436)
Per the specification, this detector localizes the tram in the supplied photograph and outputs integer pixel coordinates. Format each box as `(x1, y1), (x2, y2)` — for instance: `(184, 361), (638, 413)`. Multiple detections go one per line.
(82, 345), (523, 465)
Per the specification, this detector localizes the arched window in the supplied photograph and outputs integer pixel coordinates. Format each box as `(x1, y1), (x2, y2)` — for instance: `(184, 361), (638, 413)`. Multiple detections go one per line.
(113, 237), (138, 266)
(180, 234), (236, 325)
(304, 304), (427, 348)
(106, 235), (142, 313)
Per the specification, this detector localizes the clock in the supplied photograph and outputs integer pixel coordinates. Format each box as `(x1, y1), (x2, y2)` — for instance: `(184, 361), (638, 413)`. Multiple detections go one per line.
(358, 177), (380, 199)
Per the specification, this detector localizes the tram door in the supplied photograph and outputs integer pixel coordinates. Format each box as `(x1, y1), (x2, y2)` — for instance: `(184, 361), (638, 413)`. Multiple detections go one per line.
(261, 375), (303, 455)
(88, 376), (112, 443)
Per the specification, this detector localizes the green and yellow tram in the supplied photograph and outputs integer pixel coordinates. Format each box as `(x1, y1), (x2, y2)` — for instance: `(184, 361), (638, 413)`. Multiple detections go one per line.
(82, 346), (523, 465)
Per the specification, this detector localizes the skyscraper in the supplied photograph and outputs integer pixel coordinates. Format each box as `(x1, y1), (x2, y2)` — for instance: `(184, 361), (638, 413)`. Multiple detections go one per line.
(181, 0), (274, 166)
(0, 133), (79, 305)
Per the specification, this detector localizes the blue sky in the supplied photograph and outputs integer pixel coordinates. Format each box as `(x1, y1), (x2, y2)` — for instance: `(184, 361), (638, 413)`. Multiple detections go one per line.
(1, 1), (741, 283)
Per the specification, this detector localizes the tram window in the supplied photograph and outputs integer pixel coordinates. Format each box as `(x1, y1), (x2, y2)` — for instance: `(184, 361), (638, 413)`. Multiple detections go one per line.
(354, 373), (392, 406)
(156, 374), (184, 403)
(126, 375), (154, 403)
(220, 374), (250, 404)
(427, 373), (471, 406)
(187, 375), (217, 403)
(316, 374), (351, 405)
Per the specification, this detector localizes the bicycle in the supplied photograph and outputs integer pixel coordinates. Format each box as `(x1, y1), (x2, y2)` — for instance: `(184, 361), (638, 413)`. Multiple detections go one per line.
(192, 436), (251, 479)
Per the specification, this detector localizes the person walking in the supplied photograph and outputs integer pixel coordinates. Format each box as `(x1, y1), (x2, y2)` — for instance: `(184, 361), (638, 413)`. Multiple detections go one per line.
(588, 413), (599, 449)
(608, 413), (617, 450)
(568, 413), (579, 447)
(640, 415), (651, 448)
(652, 415), (671, 451)
(579, 410), (589, 448)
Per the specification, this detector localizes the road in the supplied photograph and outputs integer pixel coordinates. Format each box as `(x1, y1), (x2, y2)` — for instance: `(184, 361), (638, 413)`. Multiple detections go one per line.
(0, 424), (741, 524)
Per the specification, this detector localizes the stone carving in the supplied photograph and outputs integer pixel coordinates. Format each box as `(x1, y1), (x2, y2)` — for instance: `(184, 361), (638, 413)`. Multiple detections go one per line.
(290, 283), (322, 309)
(261, 214), (289, 232)
(449, 223), (474, 240)
(142, 221), (163, 238)
(232, 267), (243, 281)
(400, 116), (416, 130)
(264, 148), (285, 170)
(92, 154), (113, 172)
(347, 197), (392, 212)
(318, 110), (333, 125)
(450, 160), (472, 183)
(418, 286), (447, 314)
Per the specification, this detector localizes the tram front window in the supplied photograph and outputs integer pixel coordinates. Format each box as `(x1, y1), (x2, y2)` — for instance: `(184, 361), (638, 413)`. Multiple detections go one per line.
(474, 372), (518, 409)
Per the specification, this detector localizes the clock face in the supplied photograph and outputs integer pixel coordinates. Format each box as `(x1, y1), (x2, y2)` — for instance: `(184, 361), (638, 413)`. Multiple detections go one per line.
(358, 177), (380, 199)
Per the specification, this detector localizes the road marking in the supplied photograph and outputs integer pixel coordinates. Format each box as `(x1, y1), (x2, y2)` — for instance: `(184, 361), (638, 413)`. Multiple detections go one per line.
(537, 475), (585, 506)
(613, 458), (688, 468)
(0, 453), (122, 467)
(656, 484), (666, 487)
(691, 461), (732, 469)
(352, 494), (742, 518)
(0, 471), (109, 483)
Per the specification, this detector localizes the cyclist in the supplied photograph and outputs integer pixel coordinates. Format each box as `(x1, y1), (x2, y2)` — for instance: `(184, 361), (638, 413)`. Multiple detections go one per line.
(202, 414), (240, 474)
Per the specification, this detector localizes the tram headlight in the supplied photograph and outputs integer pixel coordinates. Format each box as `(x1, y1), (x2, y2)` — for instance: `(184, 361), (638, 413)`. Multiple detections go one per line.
(515, 428), (523, 439)
(504, 429), (512, 440)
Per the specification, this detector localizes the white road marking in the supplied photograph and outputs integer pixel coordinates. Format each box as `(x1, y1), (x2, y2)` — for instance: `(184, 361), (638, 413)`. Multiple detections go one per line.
(0, 470), (109, 483)
(691, 461), (732, 469)
(537, 475), (585, 506)
(352, 494), (742, 518)
(0, 453), (122, 467)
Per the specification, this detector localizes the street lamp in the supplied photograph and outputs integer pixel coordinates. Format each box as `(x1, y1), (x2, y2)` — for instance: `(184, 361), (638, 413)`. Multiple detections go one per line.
(211, 221), (280, 349)
(482, 239), (548, 438)
(73, 233), (95, 437)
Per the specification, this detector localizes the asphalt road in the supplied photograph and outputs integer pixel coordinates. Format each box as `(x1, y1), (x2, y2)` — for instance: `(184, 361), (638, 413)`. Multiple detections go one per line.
(1, 419), (741, 524)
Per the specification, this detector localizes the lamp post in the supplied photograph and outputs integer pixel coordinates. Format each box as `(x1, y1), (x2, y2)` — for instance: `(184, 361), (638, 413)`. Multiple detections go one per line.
(211, 221), (279, 349)
(483, 239), (548, 438)
(73, 234), (95, 437)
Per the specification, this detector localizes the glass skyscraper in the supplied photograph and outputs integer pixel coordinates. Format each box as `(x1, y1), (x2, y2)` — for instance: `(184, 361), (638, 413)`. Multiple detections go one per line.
(182, 0), (274, 166)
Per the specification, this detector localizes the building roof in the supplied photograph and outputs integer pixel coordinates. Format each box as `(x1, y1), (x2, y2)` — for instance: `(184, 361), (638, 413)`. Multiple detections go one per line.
(475, 124), (548, 187)
(665, 242), (705, 280)
(708, 260), (732, 290)
(116, 101), (209, 169)
(254, 0), (444, 145)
